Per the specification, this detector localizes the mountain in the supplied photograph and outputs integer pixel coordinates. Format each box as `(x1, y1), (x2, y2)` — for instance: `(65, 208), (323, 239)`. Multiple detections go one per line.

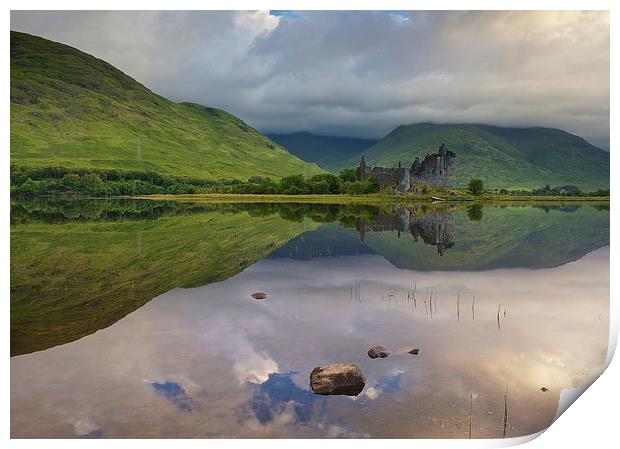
(267, 131), (377, 172)
(341, 123), (609, 190)
(10, 31), (323, 180)
(352, 123), (610, 190)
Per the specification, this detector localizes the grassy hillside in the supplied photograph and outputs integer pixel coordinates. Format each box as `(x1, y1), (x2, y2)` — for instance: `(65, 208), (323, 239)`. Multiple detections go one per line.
(10, 31), (323, 180)
(342, 123), (609, 190)
(267, 131), (377, 172)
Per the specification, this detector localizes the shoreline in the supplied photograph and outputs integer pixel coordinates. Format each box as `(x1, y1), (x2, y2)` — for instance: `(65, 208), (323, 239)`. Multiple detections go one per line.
(130, 193), (610, 204)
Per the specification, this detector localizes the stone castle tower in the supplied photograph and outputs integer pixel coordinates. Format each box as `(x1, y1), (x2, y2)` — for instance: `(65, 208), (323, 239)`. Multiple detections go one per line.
(410, 143), (456, 188)
(357, 143), (456, 192)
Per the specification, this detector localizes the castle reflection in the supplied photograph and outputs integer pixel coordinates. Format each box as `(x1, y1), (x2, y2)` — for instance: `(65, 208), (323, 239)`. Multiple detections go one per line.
(355, 206), (455, 256)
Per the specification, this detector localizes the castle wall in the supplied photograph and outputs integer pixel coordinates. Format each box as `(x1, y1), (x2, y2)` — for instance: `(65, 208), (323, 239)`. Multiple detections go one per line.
(411, 153), (455, 188)
(365, 167), (409, 192)
(357, 145), (455, 191)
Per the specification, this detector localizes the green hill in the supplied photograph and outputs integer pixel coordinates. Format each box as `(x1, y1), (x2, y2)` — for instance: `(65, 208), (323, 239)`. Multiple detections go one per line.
(10, 31), (323, 180)
(267, 131), (377, 172)
(342, 123), (609, 190)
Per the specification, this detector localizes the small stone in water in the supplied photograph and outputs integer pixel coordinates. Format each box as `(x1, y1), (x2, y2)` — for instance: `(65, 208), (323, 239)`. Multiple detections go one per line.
(408, 347), (421, 355)
(368, 345), (391, 359)
(250, 292), (267, 300)
(310, 363), (366, 396)
(540, 387), (549, 392)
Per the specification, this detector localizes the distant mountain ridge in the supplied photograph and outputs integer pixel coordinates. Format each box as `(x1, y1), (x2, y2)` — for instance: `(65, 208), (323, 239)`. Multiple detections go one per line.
(10, 31), (323, 180)
(343, 123), (609, 190)
(267, 131), (377, 172)
(268, 124), (608, 190)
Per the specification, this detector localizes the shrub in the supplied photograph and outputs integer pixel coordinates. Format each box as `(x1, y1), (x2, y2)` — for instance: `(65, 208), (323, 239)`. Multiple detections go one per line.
(338, 168), (357, 183)
(363, 176), (380, 194)
(279, 174), (309, 194)
(468, 179), (484, 196)
(309, 174), (342, 194)
(308, 180), (330, 194)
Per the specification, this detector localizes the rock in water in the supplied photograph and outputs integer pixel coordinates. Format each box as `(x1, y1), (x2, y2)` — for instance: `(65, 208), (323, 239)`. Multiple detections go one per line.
(408, 347), (420, 355)
(540, 387), (549, 392)
(367, 345), (391, 359)
(310, 364), (366, 396)
(250, 292), (267, 300)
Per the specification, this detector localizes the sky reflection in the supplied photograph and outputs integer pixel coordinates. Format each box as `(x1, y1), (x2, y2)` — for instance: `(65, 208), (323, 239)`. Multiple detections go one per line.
(11, 237), (609, 438)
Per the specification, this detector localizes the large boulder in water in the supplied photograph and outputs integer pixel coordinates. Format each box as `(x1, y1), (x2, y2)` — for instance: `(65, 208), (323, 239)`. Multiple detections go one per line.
(310, 364), (366, 396)
(367, 345), (391, 359)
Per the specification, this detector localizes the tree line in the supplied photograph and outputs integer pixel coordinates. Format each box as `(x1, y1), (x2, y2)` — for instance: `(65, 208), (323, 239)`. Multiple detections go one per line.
(11, 166), (607, 197)
(10, 166), (380, 196)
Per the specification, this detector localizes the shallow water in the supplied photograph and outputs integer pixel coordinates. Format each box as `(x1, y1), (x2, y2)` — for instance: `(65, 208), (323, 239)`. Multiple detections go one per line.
(10, 199), (610, 438)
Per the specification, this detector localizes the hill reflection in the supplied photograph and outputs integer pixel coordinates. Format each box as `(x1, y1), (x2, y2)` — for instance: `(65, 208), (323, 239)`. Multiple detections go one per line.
(11, 198), (609, 355)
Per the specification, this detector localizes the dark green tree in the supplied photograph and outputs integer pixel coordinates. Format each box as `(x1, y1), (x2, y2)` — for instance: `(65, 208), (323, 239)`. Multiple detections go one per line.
(278, 174), (309, 194)
(468, 179), (484, 196)
(338, 168), (357, 183)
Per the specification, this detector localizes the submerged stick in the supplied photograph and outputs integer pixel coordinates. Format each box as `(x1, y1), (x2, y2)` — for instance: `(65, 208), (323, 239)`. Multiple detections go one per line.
(503, 386), (508, 438)
(457, 290), (461, 322)
(469, 393), (473, 439)
(472, 295), (476, 321)
(430, 291), (433, 319)
(497, 303), (502, 331)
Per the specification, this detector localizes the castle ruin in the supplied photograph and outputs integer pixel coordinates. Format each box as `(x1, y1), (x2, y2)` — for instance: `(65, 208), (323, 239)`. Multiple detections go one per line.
(357, 143), (456, 192)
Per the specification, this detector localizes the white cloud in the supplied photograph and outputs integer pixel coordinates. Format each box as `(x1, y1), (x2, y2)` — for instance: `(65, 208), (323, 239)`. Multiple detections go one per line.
(66, 416), (99, 436)
(10, 10), (609, 148)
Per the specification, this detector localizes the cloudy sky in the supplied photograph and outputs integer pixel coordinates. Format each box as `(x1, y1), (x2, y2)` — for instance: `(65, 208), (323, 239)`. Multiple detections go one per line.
(11, 10), (610, 148)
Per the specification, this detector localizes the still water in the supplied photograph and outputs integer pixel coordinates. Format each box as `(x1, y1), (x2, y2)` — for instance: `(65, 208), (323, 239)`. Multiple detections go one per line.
(10, 199), (610, 438)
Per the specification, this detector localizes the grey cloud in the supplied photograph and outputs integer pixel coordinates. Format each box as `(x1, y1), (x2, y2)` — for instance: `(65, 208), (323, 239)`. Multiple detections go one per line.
(10, 10), (609, 148)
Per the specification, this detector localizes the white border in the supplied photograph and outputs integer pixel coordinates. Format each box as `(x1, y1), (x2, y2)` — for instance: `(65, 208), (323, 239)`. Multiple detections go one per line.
(2, 1), (616, 448)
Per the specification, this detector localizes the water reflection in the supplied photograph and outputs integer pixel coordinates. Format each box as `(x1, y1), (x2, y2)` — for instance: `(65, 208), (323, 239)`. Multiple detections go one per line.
(252, 372), (320, 424)
(11, 246), (609, 438)
(10, 199), (609, 356)
(151, 381), (194, 413)
(355, 206), (455, 256)
(9, 198), (610, 438)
